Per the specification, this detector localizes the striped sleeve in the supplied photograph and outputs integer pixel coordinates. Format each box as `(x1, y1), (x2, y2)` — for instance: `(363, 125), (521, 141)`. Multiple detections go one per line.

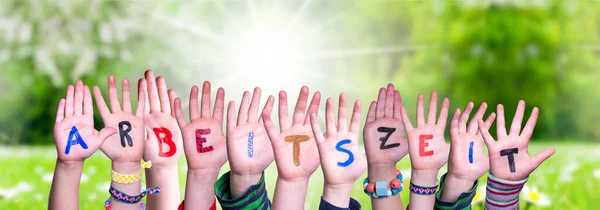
(319, 197), (361, 210)
(484, 173), (527, 210)
(214, 171), (272, 210)
(434, 173), (478, 210)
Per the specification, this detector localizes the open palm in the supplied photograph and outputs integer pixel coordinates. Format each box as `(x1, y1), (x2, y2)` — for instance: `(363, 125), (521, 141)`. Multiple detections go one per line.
(54, 81), (115, 162)
(478, 100), (555, 181)
(175, 82), (227, 170)
(227, 88), (274, 175)
(263, 87), (321, 180)
(310, 94), (367, 185)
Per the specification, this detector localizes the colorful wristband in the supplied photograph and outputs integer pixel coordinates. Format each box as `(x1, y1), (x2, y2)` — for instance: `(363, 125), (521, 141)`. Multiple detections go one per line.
(111, 160), (152, 184)
(109, 185), (161, 203)
(104, 197), (146, 210)
(409, 181), (438, 195)
(363, 169), (404, 198)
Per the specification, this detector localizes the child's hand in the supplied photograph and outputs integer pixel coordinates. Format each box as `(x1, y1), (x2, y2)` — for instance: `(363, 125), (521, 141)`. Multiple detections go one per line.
(93, 76), (145, 164)
(478, 100), (555, 181)
(262, 86), (321, 180)
(174, 81), (227, 172)
(53, 80), (116, 163)
(447, 102), (495, 183)
(309, 93), (367, 207)
(311, 93), (367, 185)
(226, 87), (274, 197)
(401, 92), (450, 174)
(141, 70), (183, 167)
(363, 84), (408, 167)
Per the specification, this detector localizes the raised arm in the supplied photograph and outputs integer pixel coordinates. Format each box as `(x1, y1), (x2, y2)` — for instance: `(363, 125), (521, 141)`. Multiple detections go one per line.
(93, 75), (147, 209)
(400, 92), (450, 210)
(263, 86), (321, 210)
(141, 70), (183, 210)
(363, 84), (408, 210)
(478, 101), (555, 210)
(49, 81), (116, 210)
(309, 93), (367, 209)
(174, 81), (227, 209)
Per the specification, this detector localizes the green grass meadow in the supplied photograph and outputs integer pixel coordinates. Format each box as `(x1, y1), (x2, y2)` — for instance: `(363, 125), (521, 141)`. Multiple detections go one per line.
(0, 141), (598, 209)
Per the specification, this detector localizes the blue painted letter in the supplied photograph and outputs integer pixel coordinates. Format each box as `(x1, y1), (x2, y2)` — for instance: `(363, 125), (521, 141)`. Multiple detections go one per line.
(65, 126), (88, 154)
(336, 139), (354, 167)
(468, 141), (474, 164)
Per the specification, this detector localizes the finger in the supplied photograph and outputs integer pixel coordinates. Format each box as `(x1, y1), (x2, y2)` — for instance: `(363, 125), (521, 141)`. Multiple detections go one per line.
(496, 104), (508, 138)
(237, 91), (251, 125)
(365, 101), (376, 124)
(384, 84), (394, 118)
(325, 98), (337, 135)
(74, 80), (84, 115)
(437, 98), (450, 129)
(261, 96), (277, 139)
(157, 76), (171, 113)
(65, 85), (74, 117)
(97, 127), (117, 143)
(213, 87), (225, 124)
(478, 120), (495, 147)
(337, 93), (348, 132)
(144, 70), (160, 113)
(189, 85), (200, 120)
(226, 101), (236, 134)
(168, 89), (177, 118)
(107, 76), (121, 113)
(137, 78), (150, 116)
(92, 86), (110, 117)
(55, 99), (66, 123)
(375, 88), (385, 119)
(509, 100), (526, 136)
(278, 91), (290, 130)
(174, 98), (189, 127)
(200, 81), (212, 118)
(349, 100), (362, 134)
(416, 94), (425, 126)
(121, 78), (132, 113)
(303, 91), (321, 125)
(467, 102), (488, 134)
(135, 87), (145, 117)
(292, 86), (309, 126)
(484, 112), (496, 129)
(401, 106), (414, 132)
(248, 87), (262, 123)
(450, 108), (460, 138)
(310, 113), (325, 145)
(459, 102), (474, 133)
(531, 148), (555, 169)
(521, 107), (539, 140)
(83, 85), (93, 116)
(427, 92), (438, 124)
(393, 90), (403, 119)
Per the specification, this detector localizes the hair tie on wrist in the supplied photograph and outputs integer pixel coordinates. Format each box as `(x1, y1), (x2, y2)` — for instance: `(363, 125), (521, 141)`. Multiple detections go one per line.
(409, 180), (439, 195)
(141, 160), (152, 169)
(104, 198), (146, 210)
(109, 185), (161, 203)
(363, 169), (404, 198)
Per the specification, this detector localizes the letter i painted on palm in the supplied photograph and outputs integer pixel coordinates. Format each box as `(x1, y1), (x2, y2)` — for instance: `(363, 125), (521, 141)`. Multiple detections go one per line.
(468, 141), (474, 164)
(248, 132), (254, 158)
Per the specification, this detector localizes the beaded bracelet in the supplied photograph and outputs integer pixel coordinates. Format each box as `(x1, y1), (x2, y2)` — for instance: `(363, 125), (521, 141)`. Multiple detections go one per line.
(109, 185), (161, 203)
(111, 160), (152, 184)
(363, 169), (403, 198)
(409, 181), (438, 195)
(104, 197), (146, 210)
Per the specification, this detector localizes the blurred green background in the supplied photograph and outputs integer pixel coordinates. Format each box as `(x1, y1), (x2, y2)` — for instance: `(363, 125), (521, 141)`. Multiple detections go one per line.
(1, 0), (599, 209)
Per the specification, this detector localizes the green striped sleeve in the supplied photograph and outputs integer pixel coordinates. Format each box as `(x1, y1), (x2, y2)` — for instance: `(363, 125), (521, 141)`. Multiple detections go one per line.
(434, 173), (478, 210)
(214, 171), (271, 210)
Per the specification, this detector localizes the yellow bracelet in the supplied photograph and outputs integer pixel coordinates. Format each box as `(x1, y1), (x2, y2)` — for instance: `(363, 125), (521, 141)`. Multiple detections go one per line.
(111, 160), (152, 184)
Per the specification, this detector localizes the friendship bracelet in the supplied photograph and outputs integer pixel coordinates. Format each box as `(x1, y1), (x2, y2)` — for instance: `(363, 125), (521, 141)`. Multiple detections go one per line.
(109, 185), (161, 203)
(363, 169), (404, 198)
(409, 181), (438, 195)
(104, 197), (146, 210)
(111, 160), (153, 184)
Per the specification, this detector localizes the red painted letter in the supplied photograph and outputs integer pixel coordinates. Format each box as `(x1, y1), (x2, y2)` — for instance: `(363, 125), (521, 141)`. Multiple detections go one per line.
(153, 127), (177, 157)
(419, 134), (434, 156)
(196, 129), (213, 153)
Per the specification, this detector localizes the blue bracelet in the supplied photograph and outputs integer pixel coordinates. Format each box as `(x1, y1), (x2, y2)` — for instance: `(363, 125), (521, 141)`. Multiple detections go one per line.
(363, 169), (403, 198)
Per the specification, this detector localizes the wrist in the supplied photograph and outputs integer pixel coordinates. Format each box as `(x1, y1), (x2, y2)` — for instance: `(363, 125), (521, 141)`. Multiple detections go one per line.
(323, 183), (353, 208)
(438, 173), (477, 202)
(187, 168), (220, 181)
(368, 164), (398, 180)
(112, 161), (141, 174)
(411, 169), (438, 186)
(230, 172), (263, 198)
(56, 159), (85, 168)
(444, 174), (476, 187)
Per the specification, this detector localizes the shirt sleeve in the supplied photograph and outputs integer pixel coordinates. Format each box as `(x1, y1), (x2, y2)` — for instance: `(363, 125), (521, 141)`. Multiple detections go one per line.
(484, 173), (527, 210)
(434, 173), (478, 210)
(213, 171), (271, 210)
(318, 197), (361, 210)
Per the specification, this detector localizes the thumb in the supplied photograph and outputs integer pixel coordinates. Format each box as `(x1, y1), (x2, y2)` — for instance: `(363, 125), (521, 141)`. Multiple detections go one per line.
(97, 126), (118, 143)
(531, 147), (555, 169)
